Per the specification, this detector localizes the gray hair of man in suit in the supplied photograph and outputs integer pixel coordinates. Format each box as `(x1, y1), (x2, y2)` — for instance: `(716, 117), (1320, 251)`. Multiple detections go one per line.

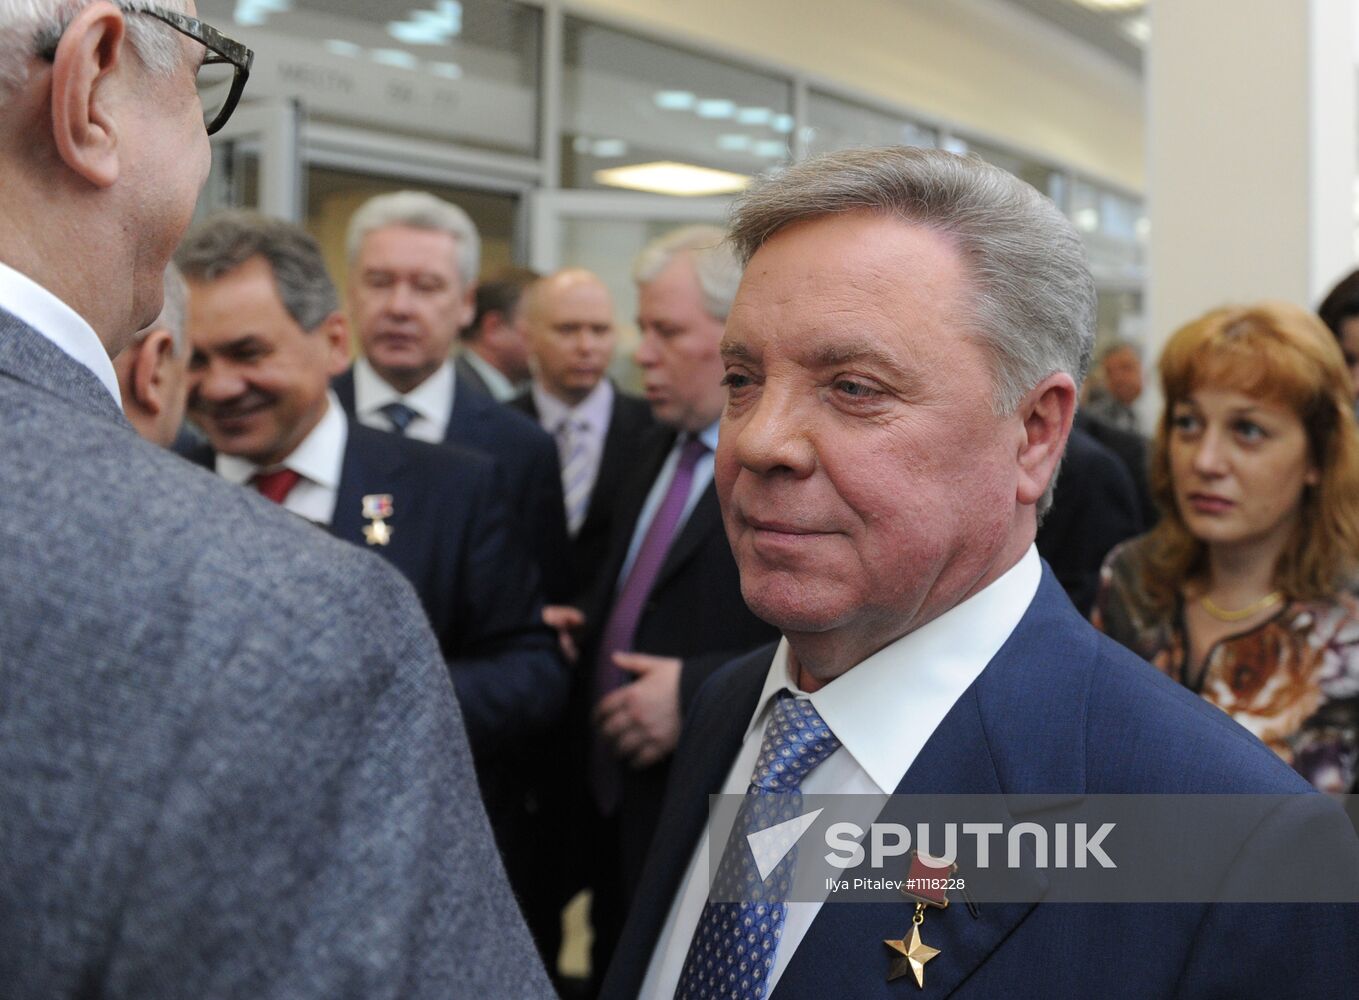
(345, 190), (482, 288)
(727, 147), (1096, 517)
(634, 224), (742, 322)
(0, 0), (209, 350)
(112, 264), (191, 447)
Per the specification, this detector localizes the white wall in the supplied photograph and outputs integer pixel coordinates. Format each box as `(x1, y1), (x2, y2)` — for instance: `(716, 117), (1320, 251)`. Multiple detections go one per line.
(568, 0), (1146, 191)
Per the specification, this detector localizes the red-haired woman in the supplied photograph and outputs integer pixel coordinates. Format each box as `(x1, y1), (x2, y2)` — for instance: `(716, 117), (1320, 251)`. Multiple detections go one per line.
(1093, 302), (1359, 793)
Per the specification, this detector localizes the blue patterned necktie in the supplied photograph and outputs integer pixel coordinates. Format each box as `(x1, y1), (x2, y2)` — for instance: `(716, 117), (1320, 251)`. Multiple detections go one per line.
(674, 693), (841, 1000)
(380, 401), (419, 436)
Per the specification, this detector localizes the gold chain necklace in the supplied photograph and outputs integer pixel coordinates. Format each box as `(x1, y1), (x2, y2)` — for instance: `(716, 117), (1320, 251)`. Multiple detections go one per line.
(1200, 590), (1284, 623)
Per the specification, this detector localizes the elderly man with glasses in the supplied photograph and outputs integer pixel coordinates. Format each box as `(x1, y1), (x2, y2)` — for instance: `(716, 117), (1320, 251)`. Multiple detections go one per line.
(0, 3), (553, 997)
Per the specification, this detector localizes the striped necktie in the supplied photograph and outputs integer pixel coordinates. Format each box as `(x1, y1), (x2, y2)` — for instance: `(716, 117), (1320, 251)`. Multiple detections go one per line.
(557, 417), (592, 536)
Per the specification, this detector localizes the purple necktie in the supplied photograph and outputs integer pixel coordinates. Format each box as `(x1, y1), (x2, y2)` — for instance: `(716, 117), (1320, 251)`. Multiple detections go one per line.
(590, 435), (708, 813)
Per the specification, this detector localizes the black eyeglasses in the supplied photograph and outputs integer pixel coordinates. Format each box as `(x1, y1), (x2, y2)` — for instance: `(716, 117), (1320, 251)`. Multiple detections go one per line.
(37, 2), (253, 136)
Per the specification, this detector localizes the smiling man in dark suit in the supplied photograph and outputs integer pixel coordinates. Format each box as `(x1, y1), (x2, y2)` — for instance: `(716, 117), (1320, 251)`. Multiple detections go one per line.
(602, 148), (1359, 999)
(332, 190), (573, 602)
(177, 212), (564, 828)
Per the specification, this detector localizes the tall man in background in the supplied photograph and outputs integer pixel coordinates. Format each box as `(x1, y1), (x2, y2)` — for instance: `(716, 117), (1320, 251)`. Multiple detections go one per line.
(0, 3), (550, 996)
(334, 191), (573, 600)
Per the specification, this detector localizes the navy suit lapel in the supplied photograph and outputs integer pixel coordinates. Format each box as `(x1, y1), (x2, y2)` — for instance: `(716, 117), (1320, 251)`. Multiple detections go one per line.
(773, 569), (1085, 998)
(330, 422), (410, 547)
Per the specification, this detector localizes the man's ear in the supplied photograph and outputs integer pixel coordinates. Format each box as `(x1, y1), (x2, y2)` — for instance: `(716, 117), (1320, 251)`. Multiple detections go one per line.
(458, 282), (477, 331)
(50, 1), (127, 188)
(1015, 371), (1077, 506)
(131, 329), (176, 416)
(320, 311), (354, 377)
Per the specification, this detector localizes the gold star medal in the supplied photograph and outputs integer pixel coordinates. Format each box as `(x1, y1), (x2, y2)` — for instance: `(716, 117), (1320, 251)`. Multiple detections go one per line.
(884, 851), (954, 988)
(361, 494), (394, 546)
(885, 909), (941, 988)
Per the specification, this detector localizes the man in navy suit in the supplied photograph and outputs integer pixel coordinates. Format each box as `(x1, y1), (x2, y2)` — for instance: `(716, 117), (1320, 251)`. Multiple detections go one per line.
(176, 213), (565, 861)
(602, 148), (1359, 998)
(332, 191), (574, 602)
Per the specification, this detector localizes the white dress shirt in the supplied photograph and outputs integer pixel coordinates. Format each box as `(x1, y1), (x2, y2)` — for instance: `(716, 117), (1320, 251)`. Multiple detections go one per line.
(0, 260), (121, 406)
(639, 546), (1043, 998)
(532, 377), (615, 517)
(216, 392), (348, 526)
(353, 356), (454, 444)
(461, 349), (518, 402)
(617, 420), (720, 586)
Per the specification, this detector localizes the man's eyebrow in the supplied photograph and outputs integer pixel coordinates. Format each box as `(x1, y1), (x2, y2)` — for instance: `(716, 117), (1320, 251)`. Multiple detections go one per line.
(719, 339), (755, 362)
(805, 340), (930, 392)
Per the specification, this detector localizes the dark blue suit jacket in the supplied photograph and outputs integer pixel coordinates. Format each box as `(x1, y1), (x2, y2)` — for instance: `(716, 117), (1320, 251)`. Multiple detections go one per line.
(187, 422), (564, 759)
(333, 366), (575, 602)
(602, 568), (1359, 998)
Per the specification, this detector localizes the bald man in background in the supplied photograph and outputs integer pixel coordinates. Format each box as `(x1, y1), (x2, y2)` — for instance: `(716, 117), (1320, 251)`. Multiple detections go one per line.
(112, 265), (191, 448)
(511, 269), (654, 598)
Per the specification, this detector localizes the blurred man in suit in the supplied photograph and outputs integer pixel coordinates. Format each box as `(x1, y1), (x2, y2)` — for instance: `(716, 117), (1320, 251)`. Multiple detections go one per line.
(0, 4), (551, 997)
(112, 264), (191, 447)
(334, 191), (573, 601)
(1084, 339), (1143, 433)
(568, 226), (778, 984)
(456, 265), (538, 401)
(510, 268), (654, 596)
(602, 147), (1357, 1000)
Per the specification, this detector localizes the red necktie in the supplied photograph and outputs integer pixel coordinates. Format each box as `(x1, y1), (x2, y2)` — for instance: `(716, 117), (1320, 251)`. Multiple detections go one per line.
(254, 468), (302, 505)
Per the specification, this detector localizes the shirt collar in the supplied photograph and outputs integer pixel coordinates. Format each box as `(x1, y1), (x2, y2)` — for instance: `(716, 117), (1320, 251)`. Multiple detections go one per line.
(0, 260), (121, 407)
(533, 377), (615, 432)
(216, 391), (348, 492)
(694, 419), (720, 452)
(353, 355), (455, 427)
(744, 545), (1043, 793)
(461, 349), (517, 401)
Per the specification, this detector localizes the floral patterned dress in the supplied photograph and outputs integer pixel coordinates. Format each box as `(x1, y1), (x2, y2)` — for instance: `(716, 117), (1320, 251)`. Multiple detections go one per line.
(1092, 537), (1359, 794)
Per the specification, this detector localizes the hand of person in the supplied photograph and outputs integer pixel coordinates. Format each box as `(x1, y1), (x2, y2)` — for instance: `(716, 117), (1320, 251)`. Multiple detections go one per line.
(543, 604), (585, 663)
(593, 653), (682, 769)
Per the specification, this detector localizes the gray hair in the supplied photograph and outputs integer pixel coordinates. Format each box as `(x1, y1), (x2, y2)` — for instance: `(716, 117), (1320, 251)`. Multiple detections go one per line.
(131, 263), (188, 355)
(633, 225), (741, 322)
(345, 191), (481, 287)
(729, 147), (1096, 414)
(175, 211), (339, 333)
(0, 0), (189, 96)
(728, 146), (1096, 518)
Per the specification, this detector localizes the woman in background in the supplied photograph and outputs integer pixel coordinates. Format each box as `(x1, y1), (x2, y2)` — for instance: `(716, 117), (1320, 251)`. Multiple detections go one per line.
(1093, 301), (1359, 793)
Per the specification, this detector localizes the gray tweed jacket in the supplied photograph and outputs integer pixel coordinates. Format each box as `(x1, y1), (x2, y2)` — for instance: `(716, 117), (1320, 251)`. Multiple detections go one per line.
(0, 309), (554, 998)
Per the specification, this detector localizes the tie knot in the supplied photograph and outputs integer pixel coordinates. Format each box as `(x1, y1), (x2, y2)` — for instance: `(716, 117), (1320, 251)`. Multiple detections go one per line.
(380, 401), (419, 435)
(253, 467), (302, 505)
(749, 694), (840, 792)
(678, 435), (707, 470)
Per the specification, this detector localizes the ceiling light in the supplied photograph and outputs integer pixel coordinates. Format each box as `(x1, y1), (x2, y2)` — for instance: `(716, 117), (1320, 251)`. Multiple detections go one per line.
(430, 62), (463, 80)
(1074, 207), (1100, 233)
(1121, 15), (1150, 45)
(754, 140), (787, 158)
(655, 90), (697, 111)
(573, 135), (592, 154)
(770, 113), (794, 134)
(325, 39), (362, 57)
(371, 48), (419, 69)
(736, 106), (772, 125)
(1072, 0), (1145, 11)
(696, 99), (737, 119)
(594, 161), (751, 197)
(388, 0), (463, 46)
(234, 0), (290, 27)
(718, 134), (753, 151)
(591, 139), (629, 157)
